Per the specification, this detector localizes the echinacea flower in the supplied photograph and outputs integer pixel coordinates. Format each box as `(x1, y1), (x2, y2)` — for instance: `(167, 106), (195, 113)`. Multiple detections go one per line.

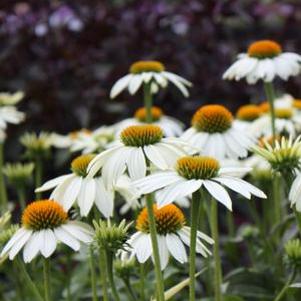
(234, 104), (262, 132)
(0, 106), (25, 130)
(133, 156), (266, 211)
(110, 60), (192, 98)
(88, 125), (188, 186)
(250, 107), (301, 138)
(122, 204), (214, 270)
(0, 200), (94, 263)
(36, 154), (138, 217)
(52, 129), (92, 149)
(115, 106), (184, 137)
(253, 135), (301, 175)
(223, 40), (301, 84)
(181, 104), (255, 159)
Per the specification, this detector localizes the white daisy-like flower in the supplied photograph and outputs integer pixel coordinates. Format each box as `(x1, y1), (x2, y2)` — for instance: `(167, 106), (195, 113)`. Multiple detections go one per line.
(87, 124), (188, 187)
(250, 107), (301, 138)
(223, 40), (301, 84)
(35, 154), (139, 217)
(115, 106), (184, 137)
(0, 200), (94, 263)
(133, 156), (267, 211)
(181, 104), (255, 159)
(121, 204), (214, 270)
(234, 104), (263, 133)
(110, 60), (192, 98)
(0, 106), (25, 130)
(0, 91), (24, 106)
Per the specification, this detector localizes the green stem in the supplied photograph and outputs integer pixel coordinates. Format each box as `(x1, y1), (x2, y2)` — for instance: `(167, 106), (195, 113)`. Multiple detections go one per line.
(210, 199), (222, 301)
(139, 263), (146, 301)
(145, 195), (165, 301)
(16, 257), (43, 301)
(35, 157), (43, 200)
(143, 82), (153, 123)
(293, 209), (301, 234)
(0, 143), (8, 211)
(106, 251), (121, 301)
(226, 210), (235, 237)
(274, 268), (296, 301)
(272, 173), (282, 240)
(16, 185), (26, 211)
(189, 191), (201, 301)
(123, 278), (138, 301)
(89, 248), (98, 301)
(263, 81), (276, 139)
(99, 249), (109, 301)
(43, 258), (51, 301)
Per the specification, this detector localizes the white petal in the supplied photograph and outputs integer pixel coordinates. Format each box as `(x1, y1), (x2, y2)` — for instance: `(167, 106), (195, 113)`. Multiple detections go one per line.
(134, 234), (152, 263)
(62, 223), (93, 244)
(35, 174), (73, 192)
(54, 227), (80, 251)
(157, 235), (169, 270)
(8, 230), (32, 260)
(128, 75), (143, 95)
(61, 177), (83, 210)
(166, 233), (187, 264)
(77, 178), (96, 216)
(110, 74), (132, 99)
(40, 229), (57, 258)
(203, 180), (232, 211)
(144, 145), (168, 170)
(94, 178), (114, 217)
(1, 228), (28, 256)
(127, 147), (146, 180)
(23, 231), (42, 263)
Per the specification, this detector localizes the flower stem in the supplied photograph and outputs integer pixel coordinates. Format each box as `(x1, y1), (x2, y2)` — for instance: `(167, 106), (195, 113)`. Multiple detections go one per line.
(89, 248), (98, 301)
(145, 194), (165, 301)
(43, 258), (51, 301)
(16, 185), (26, 211)
(99, 249), (109, 301)
(143, 82), (153, 123)
(35, 157), (43, 200)
(189, 191), (201, 301)
(0, 142), (8, 211)
(16, 257), (43, 301)
(139, 263), (146, 301)
(263, 81), (276, 139)
(210, 199), (222, 301)
(274, 268), (296, 301)
(123, 278), (138, 301)
(105, 250), (121, 301)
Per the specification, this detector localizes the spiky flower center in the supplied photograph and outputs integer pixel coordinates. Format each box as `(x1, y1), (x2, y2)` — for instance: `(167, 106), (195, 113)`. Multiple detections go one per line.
(69, 129), (91, 140)
(136, 204), (185, 235)
(236, 105), (262, 121)
(293, 100), (301, 110)
(275, 108), (293, 119)
(22, 200), (68, 231)
(259, 102), (270, 113)
(176, 156), (220, 179)
(121, 125), (163, 147)
(130, 61), (165, 74)
(192, 105), (233, 133)
(248, 40), (282, 59)
(71, 154), (96, 177)
(134, 106), (163, 122)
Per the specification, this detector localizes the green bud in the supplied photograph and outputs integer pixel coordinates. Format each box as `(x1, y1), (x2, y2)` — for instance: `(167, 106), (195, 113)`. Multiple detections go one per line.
(284, 239), (301, 268)
(3, 162), (34, 185)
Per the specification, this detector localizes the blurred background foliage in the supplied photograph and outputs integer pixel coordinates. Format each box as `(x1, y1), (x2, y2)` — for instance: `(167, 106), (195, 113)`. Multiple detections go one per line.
(1, 0), (301, 133)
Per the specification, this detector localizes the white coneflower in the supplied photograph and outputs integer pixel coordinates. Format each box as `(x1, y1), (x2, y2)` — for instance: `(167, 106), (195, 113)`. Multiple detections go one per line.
(181, 104), (255, 159)
(0, 106), (25, 130)
(110, 60), (192, 98)
(133, 156), (266, 211)
(122, 204), (213, 270)
(36, 154), (139, 217)
(114, 106), (184, 137)
(223, 40), (301, 84)
(88, 124), (188, 187)
(0, 200), (94, 263)
(234, 104), (263, 132)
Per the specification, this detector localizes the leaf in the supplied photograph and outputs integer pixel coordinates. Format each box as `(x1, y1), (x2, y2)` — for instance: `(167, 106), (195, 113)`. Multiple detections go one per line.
(151, 268), (207, 301)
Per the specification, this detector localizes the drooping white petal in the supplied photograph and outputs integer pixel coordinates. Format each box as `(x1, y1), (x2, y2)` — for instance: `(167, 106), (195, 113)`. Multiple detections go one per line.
(8, 230), (32, 260)
(110, 74), (132, 99)
(54, 227), (80, 251)
(128, 74), (143, 95)
(133, 234), (152, 263)
(23, 231), (42, 263)
(61, 177), (83, 211)
(127, 147), (146, 180)
(166, 233), (187, 264)
(35, 174), (73, 192)
(143, 144), (168, 170)
(94, 178), (114, 218)
(77, 178), (96, 216)
(1, 228), (28, 257)
(203, 180), (232, 211)
(40, 229), (57, 258)
(156, 235), (169, 270)
(62, 223), (93, 244)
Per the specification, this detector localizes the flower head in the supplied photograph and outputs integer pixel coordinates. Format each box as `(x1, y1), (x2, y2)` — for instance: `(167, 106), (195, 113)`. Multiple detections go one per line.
(182, 104), (255, 159)
(236, 105), (262, 121)
(285, 239), (301, 269)
(133, 155), (266, 211)
(223, 40), (301, 84)
(110, 60), (192, 98)
(134, 106), (163, 122)
(122, 204), (213, 270)
(0, 199), (94, 262)
(253, 136), (301, 175)
(3, 162), (34, 185)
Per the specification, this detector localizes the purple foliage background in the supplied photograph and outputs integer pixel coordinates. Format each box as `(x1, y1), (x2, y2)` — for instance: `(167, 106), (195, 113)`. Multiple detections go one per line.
(1, 0), (301, 133)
